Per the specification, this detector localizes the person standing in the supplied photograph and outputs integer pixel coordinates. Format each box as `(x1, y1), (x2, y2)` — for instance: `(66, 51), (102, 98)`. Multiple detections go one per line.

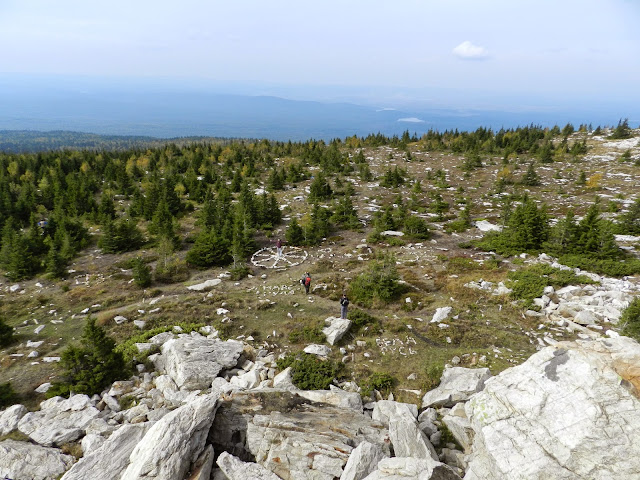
(301, 272), (311, 294)
(339, 293), (349, 319)
(276, 238), (283, 257)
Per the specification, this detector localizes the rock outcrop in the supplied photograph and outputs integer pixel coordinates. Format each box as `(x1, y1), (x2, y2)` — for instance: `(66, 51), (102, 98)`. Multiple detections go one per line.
(0, 439), (74, 480)
(340, 441), (389, 480)
(464, 336), (640, 479)
(121, 392), (220, 480)
(210, 390), (389, 480)
(61, 423), (152, 480)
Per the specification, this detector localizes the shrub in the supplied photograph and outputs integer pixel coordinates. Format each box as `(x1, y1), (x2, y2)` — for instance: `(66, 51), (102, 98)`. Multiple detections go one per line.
(276, 353), (343, 390)
(424, 363), (444, 391)
(154, 255), (189, 284)
(0, 382), (17, 408)
(288, 325), (325, 344)
(558, 255), (640, 277)
(507, 264), (597, 304)
(230, 264), (250, 280)
(361, 372), (395, 397)
(0, 318), (15, 347)
(350, 259), (402, 307)
(47, 318), (129, 398)
(348, 309), (379, 331)
(621, 298), (640, 341)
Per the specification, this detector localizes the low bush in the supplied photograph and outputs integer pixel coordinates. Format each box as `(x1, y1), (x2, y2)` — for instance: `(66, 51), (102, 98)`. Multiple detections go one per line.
(424, 363), (444, 391)
(348, 309), (380, 331)
(621, 298), (640, 341)
(558, 255), (640, 277)
(507, 264), (597, 304)
(288, 325), (325, 344)
(154, 255), (189, 284)
(230, 264), (250, 280)
(349, 255), (403, 307)
(361, 372), (395, 397)
(116, 322), (205, 363)
(0, 318), (14, 347)
(277, 352), (344, 390)
(132, 257), (152, 288)
(0, 382), (17, 408)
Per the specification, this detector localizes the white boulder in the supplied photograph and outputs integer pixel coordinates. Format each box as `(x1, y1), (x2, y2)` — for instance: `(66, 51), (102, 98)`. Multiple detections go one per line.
(0, 439), (74, 480)
(216, 451), (281, 480)
(18, 395), (100, 446)
(187, 279), (222, 291)
(340, 441), (389, 480)
(431, 307), (452, 323)
(159, 336), (244, 390)
(323, 316), (352, 345)
(0, 404), (27, 435)
(61, 423), (152, 480)
(464, 337), (640, 479)
(121, 392), (220, 480)
(304, 344), (332, 357)
(421, 367), (491, 408)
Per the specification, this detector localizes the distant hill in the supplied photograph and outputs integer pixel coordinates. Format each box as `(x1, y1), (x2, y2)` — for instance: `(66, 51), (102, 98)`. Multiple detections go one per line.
(0, 130), (238, 153)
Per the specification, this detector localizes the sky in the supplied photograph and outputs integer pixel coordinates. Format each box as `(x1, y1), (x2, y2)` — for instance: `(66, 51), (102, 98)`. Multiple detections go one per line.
(1, 0), (639, 111)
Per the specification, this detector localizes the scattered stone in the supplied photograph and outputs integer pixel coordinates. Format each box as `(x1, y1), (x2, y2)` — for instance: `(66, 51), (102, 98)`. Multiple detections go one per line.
(187, 279), (222, 291)
(303, 344), (332, 357)
(113, 315), (127, 324)
(35, 382), (52, 394)
(216, 451), (281, 480)
(431, 307), (452, 323)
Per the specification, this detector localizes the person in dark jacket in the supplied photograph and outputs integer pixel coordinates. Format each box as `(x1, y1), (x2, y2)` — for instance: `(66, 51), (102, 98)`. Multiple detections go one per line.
(339, 293), (349, 319)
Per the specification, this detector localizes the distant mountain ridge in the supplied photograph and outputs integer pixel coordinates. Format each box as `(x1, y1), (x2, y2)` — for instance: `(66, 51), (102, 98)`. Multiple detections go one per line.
(0, 130), (237, 153)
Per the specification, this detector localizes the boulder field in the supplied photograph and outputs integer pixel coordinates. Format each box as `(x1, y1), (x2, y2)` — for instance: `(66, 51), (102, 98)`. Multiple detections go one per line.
(1, 330), (640, 480)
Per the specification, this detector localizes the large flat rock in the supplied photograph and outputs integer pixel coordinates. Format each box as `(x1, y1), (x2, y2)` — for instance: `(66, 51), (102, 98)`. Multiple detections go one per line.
(0, 439), (74, 480)
(17, 394), (100, 447)
(464, 336), (640, 479)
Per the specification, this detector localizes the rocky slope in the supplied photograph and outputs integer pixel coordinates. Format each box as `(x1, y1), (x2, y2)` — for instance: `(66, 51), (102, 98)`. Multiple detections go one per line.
(1, 322), (639, 480)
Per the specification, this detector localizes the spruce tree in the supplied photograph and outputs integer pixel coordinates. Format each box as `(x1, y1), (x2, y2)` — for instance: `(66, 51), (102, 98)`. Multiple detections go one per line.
(48, 318), (128, 397)
(286, 218), (305, 246)
(520, 163), (541, 186)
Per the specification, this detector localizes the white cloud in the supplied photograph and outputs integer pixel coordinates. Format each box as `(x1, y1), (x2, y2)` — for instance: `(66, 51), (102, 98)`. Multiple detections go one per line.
(452, 41), (489, 60)
(397, 117), (425, 123)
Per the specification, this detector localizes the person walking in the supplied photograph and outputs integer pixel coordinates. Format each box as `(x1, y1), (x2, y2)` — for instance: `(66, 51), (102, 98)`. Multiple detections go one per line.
(339, 293), (349, 319)
(301, 272), (311, 294)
